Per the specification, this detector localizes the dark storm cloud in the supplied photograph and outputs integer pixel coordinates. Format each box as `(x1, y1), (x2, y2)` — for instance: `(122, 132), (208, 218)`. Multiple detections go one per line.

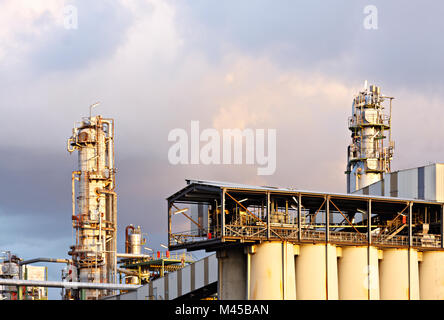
(0, 146), (71, 218)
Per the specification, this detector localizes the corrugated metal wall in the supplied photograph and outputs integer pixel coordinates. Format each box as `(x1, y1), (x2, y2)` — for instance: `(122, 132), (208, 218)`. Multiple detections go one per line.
(436, 164), (444, 202)
(105, 254), (217, 300)
(353, 163), (444, 203)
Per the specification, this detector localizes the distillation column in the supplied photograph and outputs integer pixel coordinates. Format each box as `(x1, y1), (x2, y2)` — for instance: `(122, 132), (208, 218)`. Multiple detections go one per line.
(67, 115), (117, 300)
(346, 84), (394, 193)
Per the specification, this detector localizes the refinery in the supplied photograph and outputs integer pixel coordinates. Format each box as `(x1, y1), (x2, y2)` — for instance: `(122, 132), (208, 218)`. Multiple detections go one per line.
(1, 83), (443, 301)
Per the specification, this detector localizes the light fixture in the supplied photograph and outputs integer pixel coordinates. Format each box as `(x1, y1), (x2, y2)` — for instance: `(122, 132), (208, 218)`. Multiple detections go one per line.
(173, 208), (189, 215)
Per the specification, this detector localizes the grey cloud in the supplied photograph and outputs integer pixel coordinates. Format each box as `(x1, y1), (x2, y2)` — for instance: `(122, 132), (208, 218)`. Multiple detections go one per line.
(27, 0), (132, 73)
(176, 0), (444, 91)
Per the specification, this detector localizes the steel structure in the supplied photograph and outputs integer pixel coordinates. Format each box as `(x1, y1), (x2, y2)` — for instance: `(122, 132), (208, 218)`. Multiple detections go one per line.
(167, 180), (444, 252)
(67, 113), (117, 300)
(346, 84), (395, 193)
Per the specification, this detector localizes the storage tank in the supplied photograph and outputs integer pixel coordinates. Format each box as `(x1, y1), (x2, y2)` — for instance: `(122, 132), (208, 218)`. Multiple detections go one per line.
(249, 241), (296, 300)
(338, 246), (379, 300)
(127, 225), (143, 255)
(295, 244), (338, 300)
(419, 251), (444, 299)
(379, 248), (419, 300)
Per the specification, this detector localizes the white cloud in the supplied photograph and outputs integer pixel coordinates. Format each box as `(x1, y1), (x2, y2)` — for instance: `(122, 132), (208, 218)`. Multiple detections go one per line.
(0, 0), (65, 61)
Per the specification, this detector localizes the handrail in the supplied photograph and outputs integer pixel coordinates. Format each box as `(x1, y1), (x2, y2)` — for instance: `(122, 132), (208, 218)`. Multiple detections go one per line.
(171, 225), (442, 248)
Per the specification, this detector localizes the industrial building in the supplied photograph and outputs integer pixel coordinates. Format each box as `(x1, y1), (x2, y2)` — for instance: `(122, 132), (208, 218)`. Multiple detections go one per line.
(353, 163), (444, 202)
(1, 83), (443, 300)
(166, 179), (443, 300)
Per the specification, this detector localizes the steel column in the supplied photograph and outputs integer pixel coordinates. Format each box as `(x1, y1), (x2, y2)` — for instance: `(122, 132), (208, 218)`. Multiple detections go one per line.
(298, 193), (302, 241)
(266, 192), (270, 239)
(221, 189), (226, 238)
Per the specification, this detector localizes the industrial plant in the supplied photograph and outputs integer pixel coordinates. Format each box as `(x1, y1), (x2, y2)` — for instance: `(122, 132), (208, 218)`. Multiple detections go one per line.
(1, 84), (443, 300)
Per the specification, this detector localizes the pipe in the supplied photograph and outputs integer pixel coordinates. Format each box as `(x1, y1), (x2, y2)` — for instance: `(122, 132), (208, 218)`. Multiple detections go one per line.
(116, 253), (151, 259)
(19, 258), (70, 266)
(117, 268), (138, 276)
(0, 279), (140, 291)
(71, 171), (80, 220)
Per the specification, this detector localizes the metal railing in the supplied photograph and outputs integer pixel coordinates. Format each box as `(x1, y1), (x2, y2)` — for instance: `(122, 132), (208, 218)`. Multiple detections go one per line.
(170, 224), (442, 249)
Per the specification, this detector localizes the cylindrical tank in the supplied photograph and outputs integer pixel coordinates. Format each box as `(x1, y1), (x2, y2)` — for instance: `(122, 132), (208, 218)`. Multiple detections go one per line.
(249, 241), (296, 300)
(128, 227), (142, 255)
(379, 248), (419, 300)
(338, 246), (379, 300)
(295, 244), (338, 300)
(419, 251), (444, 300)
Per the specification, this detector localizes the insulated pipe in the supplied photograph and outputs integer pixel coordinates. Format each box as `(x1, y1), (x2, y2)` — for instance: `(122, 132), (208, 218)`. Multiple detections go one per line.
(0, 279), (140, 291)
(19, 258), (70, 266)
(116, 268), (138, 276)
(125, 225), (135, 253)
(20, 258), (69, 270)
(116, 253), (151, 259)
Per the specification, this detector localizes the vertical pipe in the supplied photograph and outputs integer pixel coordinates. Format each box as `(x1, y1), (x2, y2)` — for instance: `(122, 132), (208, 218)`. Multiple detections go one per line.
(267, 192), (270, 239)
(367, 199), (372, 300)
(408, 201), (413, 300)
(325, 196), (329, 300)
(298, 193), (302, 241)
(168, 201), (172, 247)
(221, 189), (226, 238)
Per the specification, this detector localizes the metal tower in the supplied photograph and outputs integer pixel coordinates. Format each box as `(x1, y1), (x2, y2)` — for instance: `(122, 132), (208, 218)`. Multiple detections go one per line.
(67, 111), (117, 299)
(346, 83), (394, 193)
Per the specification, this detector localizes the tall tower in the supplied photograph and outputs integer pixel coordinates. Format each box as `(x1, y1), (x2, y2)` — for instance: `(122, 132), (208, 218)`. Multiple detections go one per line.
(67, 112), (117, 299)
(346, 83), (394, 193)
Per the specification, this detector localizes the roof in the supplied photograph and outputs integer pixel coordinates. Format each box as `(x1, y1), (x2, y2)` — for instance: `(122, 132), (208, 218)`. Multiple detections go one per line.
(166, 178), (443, 205)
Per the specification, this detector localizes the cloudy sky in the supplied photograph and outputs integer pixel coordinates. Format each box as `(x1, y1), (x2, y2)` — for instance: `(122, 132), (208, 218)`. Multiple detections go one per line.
(1, 0), (444, 298)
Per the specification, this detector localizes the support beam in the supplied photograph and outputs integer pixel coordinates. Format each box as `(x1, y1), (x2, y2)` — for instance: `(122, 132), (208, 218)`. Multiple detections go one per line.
(326, 196), (330, 243)
(267, 192), (270, 239)
(325, 196), (329, 300)
(168, 201), (172, 247)
(408, 201), (413, 300)
(367, 199), (372, 300)
(298, 193), (302, 241)
(221, 189), (226, 238)
(441, 204), (444, 249)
